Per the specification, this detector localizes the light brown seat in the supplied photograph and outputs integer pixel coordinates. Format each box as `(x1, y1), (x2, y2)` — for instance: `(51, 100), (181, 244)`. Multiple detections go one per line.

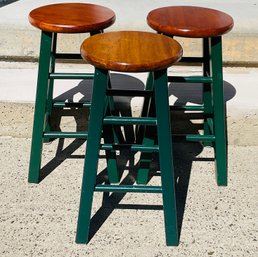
(147, 6), (234, 38)
(77, 31), (183, 246)
(80, 31), (182, 72)
(29, 3), (115, 33)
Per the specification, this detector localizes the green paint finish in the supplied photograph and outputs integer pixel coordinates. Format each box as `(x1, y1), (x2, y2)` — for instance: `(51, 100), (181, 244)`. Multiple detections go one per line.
(76, 68), (178, 246)
(153, 70), (178, 246)
(211, 36), (227, 186)
(44, 131), (88, 139)
(49, 73), (94, 79)
(104, 116), (157, 125)
(101, 143), (159, 152)
(76, 68), (110, 244)
(95, 184), (162, 193)
(136, 72), (156, 184)
(28, 31), (53, 183)
(168, 76), (212, 83)
(44, 33), (57, 143)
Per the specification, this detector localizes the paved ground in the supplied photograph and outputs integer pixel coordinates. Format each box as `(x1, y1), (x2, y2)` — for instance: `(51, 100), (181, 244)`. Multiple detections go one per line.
(1, 61), (258, 146)
(0, 61), (257, 256)
(0, 135), (257, 256)
(0, 1), (258, 255)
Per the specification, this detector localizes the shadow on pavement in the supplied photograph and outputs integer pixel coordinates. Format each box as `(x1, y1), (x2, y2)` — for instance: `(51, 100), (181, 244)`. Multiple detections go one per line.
(35, 73), (236, 243)
(0, 0), (19, 8)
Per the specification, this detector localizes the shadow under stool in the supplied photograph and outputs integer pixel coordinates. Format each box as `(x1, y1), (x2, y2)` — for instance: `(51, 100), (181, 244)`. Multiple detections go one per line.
(27, 3), (116, 183)
(144, 6), (234, 186)
(75, 31), (183, 246)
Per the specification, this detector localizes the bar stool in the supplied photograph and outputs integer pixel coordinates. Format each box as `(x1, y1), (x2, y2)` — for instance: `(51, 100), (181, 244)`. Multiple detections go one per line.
(146, 6), (234, 186)
(75, 31), (183, 246)
(28, 3), (116, 183)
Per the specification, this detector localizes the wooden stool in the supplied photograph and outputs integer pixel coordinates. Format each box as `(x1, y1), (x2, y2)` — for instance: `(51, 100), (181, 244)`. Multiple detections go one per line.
(76, 31), (183, 246)
(28, 3), (115, 183)
(146, 6), (234, 186)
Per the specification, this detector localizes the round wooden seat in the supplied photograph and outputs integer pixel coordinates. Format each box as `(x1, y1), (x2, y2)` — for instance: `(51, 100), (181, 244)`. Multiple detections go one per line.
(80, 31), (183, 72)
(147, 6), (234, 38)
(29, 3), (116, 33)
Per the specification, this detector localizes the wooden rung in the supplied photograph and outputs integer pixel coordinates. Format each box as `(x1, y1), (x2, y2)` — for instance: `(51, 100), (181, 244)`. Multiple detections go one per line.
(95, 184), (162, 193)
(49, 72), (94, 80)
(44, 131), (88, 138)
(180, 57), (204, 63)
(170, 105), (204, 111)
(53, 101), (91, 108)
(100, 143), (159, 152)
(174, 134), (215, 142)
(168, 76), (212, 83)
(54, 53), (82, 59)
(103, 116), (157, 125)
(106, 89), (153, 97)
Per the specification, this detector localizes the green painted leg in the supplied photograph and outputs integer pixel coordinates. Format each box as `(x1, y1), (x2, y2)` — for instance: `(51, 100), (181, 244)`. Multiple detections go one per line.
(104, 74), (120, 183)
(103, 121), (120, 183)
(76, 68), (108, 244)
(44, 32), (57, 143)
(106, 74), (125, 144)
(137, 72), (155, 184)
(136, 97), (156, 184)
(136, 72), (154, 144)
(28, 31), (53, 183)
(211, 37), (227, 186)
(154, 69), (178, 246)
(203, 38), (213, 146)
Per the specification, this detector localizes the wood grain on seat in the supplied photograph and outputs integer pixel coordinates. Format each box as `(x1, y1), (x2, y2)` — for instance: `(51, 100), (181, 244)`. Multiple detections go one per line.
(80, 31), (183, 72)
(147, 6), (234, 38)
(29, 3), (115, 33)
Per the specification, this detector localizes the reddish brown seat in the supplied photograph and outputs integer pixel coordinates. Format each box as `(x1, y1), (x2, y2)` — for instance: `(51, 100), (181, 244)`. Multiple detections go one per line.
(147, 6), (234, 38)
(29, 3), (115, 33)
(146, 6), (234, 186)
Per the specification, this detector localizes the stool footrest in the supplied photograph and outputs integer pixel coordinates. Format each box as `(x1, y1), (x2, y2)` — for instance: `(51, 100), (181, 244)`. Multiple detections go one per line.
(174, 134), (215, 142)
(101, 143), (159, 152)
(171, 105), (204, 111)
(103, 116), (157, 125)
(95, 184), (162, 193)
(55, 53), (82, 60)
(44, 131), (88, 138)
(106, 89), (153, 97)
(49, 73), (94, 80)
(180, 57), (204, 63)
(53, 101), (91, 108)
(168, 76), (212, 83)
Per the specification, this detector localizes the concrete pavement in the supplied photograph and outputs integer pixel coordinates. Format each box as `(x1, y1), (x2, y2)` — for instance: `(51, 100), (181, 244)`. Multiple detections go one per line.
(0, 0), (258, 255)
(1, 60), (258, 144)
(0, 135), (257, 256)
(1, 0), (258, 65)
(0, 61), (258, 256)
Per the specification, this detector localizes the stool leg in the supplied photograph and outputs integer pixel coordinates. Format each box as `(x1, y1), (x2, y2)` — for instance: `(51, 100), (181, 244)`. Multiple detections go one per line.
(203, 38), (213, 146)
(137, 72), (155, 184)
(154, 69), (178, 246)
(104, 99), (120, 183)
(76, 68), (108, 244)
(44, 32), (57, 142)
(136, 71), (154, 144)
(104, 75), (123, 183)
(28, 31), (53, 183)
(211, 36), (227, 186)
